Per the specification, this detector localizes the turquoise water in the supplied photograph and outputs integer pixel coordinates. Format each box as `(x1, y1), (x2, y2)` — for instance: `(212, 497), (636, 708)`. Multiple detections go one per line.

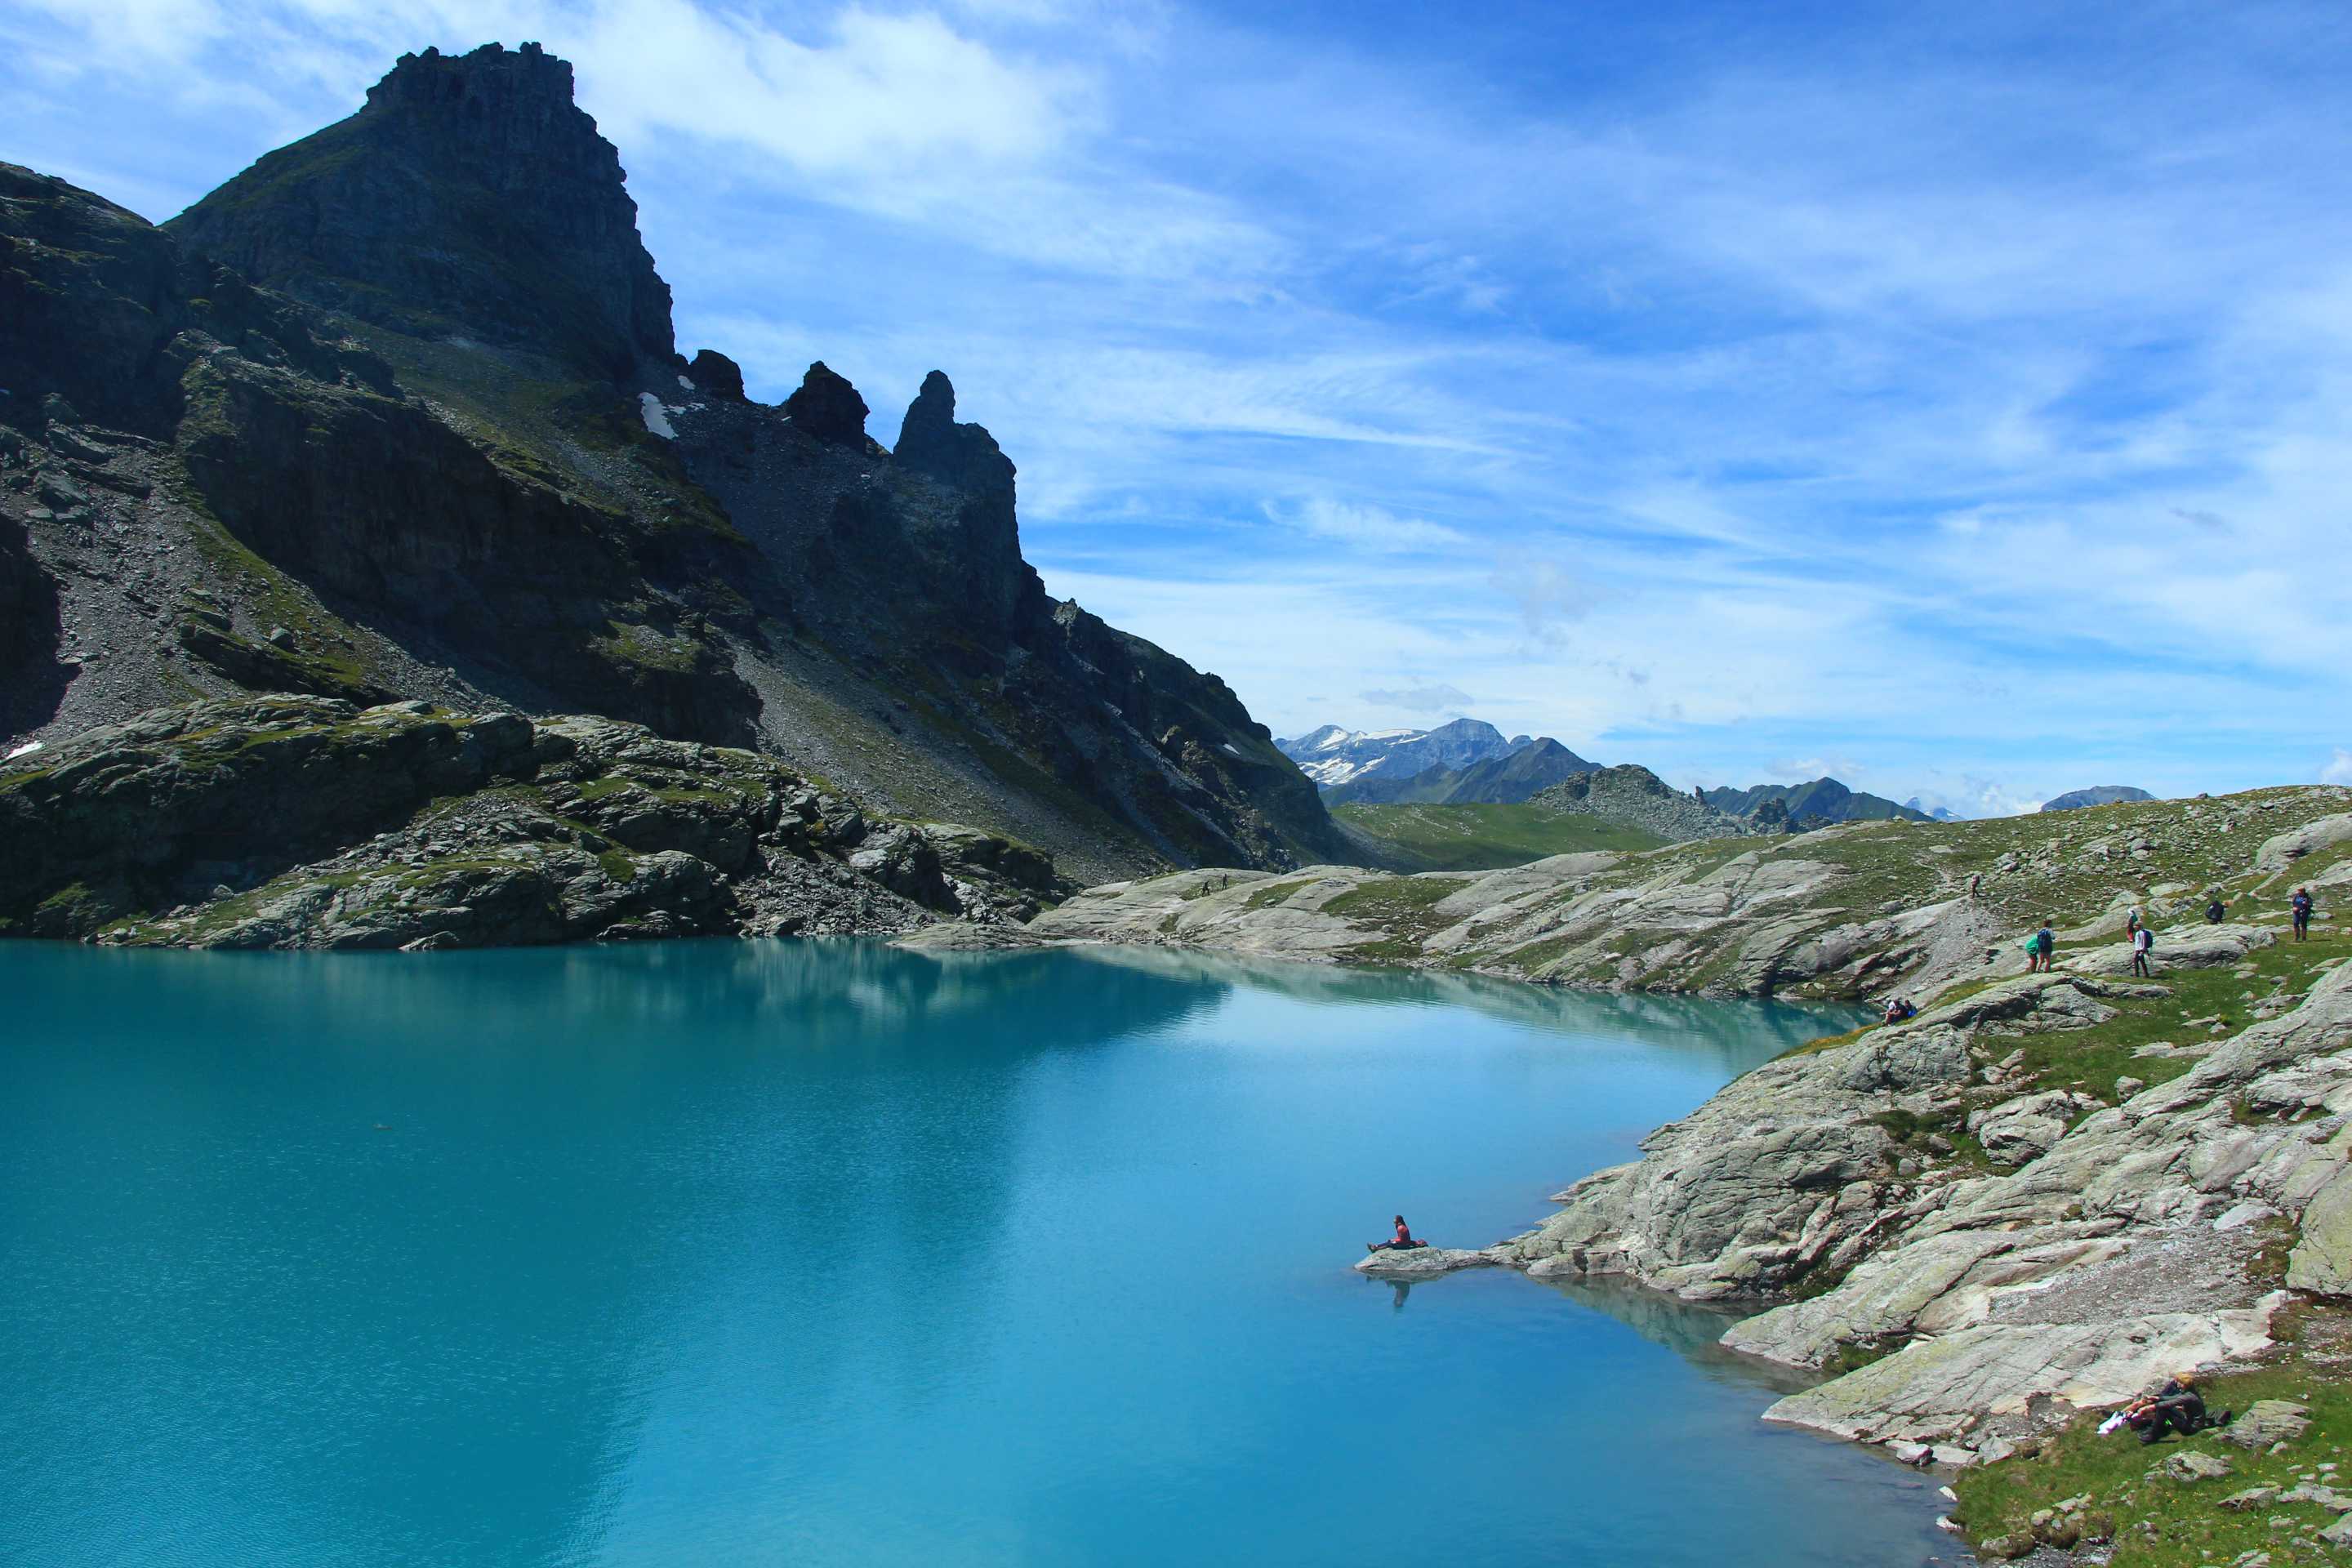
(1, 940), (1950, 1567)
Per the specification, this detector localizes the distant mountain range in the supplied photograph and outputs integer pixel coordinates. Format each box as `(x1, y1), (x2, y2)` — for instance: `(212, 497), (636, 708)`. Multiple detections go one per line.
(2042, 786), (2155, 812)
(1324, 739), (1601, 805)
(1703, 778), (1930, 826)
(1276, 719), (1532, 788)
(1285, 719), (1943, 826)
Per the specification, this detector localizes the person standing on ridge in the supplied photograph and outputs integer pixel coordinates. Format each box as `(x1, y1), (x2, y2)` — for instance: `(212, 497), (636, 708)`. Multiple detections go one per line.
(2292, 887), (2314, 942)
(2132, 922), (2154, 977)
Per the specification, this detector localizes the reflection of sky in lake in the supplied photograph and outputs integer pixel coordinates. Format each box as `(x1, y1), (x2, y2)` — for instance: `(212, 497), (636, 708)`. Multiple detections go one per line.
(2, 940), (1930, 1567)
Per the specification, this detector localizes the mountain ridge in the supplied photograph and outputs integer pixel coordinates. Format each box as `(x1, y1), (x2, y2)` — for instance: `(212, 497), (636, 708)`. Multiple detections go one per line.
(0, 42), (1345, 882)
(1324, 737), (1601, 806)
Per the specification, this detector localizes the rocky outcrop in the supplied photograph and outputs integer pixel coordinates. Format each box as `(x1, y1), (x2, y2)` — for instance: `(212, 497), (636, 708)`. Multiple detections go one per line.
(2255, 813), (2352, 878)
(1531, 765), (1752, 843)
(688, 349), (746, 402)
(780, 361), (872, 447)
(166, 42), (672, 376)
(1493, 955), (2352, 1459)
(0, 697), (1065, 947)
(1354, 1247), (1506, 1277)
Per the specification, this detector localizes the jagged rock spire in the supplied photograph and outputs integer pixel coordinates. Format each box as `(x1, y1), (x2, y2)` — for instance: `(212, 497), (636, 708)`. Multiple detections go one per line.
(782, 362), (868, 443)
(893, 370), (1014, 500)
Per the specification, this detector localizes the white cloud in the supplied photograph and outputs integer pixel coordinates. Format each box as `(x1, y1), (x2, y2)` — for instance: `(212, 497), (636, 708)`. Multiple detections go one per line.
(2325, 750), (2352, 786)
(1268, 497), (1465, 552)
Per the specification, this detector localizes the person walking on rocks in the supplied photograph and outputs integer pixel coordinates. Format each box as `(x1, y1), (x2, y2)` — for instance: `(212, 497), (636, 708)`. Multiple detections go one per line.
(2131, 922), (2154, 978)
(2028, 920), (2056, 973)
(2292, 887), (2314, 942)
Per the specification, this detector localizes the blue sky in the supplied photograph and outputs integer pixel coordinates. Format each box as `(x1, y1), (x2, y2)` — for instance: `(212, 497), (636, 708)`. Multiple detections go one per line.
(8, 0), (2351, 814)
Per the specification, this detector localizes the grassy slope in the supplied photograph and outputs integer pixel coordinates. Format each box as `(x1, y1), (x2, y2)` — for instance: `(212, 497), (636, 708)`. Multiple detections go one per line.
(1953, 1298), (2352, 1565)
(1334, 800), (1665, 871)
(1487, 786), (2348, 996)
(1833, 920), (2352, 1564)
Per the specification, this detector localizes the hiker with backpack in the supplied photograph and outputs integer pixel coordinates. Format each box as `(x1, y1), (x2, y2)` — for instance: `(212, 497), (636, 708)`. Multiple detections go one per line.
(2292, 888), (2314, 942)
(2132, 922), (2154, 977)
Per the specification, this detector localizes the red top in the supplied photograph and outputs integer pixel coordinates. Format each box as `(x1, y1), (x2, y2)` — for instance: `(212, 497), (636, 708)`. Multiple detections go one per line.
(1394, 1221), (1412, 1244)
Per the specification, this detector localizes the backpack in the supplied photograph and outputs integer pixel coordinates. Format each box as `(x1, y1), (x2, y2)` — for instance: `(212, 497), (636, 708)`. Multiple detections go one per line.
(2142, 929), (2154, 951)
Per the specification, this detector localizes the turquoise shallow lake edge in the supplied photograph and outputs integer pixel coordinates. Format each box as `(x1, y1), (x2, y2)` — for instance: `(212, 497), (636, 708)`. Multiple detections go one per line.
(2, 939), (1956, 1567)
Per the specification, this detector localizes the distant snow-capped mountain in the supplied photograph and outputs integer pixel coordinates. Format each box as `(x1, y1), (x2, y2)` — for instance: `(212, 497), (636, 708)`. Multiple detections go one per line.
(1276, 718), (1527, 788)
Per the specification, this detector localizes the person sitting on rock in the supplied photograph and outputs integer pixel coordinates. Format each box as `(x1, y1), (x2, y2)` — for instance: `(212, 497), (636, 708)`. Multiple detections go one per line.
(1368, 1214), (1425, 1253)
(1882, 996), (1917, 1025)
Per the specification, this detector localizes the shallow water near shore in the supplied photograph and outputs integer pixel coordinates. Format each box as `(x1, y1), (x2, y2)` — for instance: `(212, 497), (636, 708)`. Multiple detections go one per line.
(2, 939), (1950, 1567)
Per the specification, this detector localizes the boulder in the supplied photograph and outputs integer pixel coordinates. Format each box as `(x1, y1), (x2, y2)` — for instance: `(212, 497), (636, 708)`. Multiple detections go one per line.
(688, 348), (746, 401)
(2276, 1481), (2352, 1511)
(2220, 1400), (2310, 1450)
(2062, 923), (2275, 975)
(2156, 1450), (2233, 1482)
(2255, 814), (2352, 875)
(2287, 1169), (2352, 1295)
(1761, 1302), (2285, 1446)
(781, 360), (869, 444)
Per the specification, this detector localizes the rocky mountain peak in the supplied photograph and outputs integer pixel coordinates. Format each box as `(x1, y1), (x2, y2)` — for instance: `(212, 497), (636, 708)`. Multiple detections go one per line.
(782, 361), (870, 444)
(894, 369), (1015, 500)
(166, 41), (674, 376)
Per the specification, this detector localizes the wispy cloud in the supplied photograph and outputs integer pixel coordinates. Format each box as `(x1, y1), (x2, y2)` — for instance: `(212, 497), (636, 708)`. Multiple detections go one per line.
(10, 0), (2351, 808)
(1361, 683), (1473, 715)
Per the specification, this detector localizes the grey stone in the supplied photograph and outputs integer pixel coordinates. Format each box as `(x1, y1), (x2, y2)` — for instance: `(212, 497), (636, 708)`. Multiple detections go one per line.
(2221, 1401), (2311, 1450)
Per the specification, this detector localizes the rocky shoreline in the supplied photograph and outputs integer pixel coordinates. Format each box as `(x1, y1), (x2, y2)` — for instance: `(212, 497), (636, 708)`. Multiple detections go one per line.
(15, 697), (2352, 1557)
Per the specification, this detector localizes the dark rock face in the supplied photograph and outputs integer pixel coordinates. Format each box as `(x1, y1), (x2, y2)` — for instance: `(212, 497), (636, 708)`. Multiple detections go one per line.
(689, 348), (746, 401)
(166, 42), (671, 377)
(781, 361), (870, 445)
(895, 371), (1013, 498)
(0, 160), (760, 746)
(1, 42), (1344, 880)
(1534, 765), (1752, 843)
(0, 697), (1069, 946)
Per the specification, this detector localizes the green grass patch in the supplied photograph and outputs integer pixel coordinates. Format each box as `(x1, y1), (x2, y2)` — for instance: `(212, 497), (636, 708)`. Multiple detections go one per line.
(1999, 930), (2348, 1103)
(1242, 879), (1314, 911)
(1320, 875), (1473, 948)
(1334, 801), (1664, 871)
(1952, 1339), (2352, 1566)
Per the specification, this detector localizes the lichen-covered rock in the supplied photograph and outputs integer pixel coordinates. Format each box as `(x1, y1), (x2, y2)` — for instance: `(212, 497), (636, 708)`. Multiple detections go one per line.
(0, 696), (1067, 948)
(2255, 814), (2352, 876)
(2220, 1401), (2311, 1450)
(2286, 1169), (2352, 1294)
